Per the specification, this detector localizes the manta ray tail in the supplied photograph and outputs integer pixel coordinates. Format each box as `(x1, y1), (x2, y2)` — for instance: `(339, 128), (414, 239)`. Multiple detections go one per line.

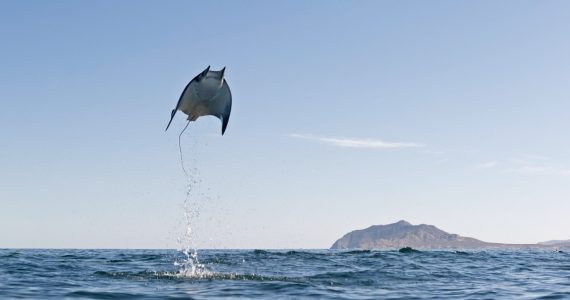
(178, 121), (191, 177)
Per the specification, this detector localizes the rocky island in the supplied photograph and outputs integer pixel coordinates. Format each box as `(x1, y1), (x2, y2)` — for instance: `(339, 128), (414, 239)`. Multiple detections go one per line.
(331, 220), (565, 250)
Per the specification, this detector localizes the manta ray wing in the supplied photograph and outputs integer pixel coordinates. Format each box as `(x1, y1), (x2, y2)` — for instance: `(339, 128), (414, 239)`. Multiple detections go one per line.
(165, 66), (210, 131)
(165, 79), (193, 131)
(207, 80), (232, 135)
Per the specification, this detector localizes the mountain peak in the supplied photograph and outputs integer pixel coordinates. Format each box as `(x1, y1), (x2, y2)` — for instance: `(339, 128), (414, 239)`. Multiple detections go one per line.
(393, 220), (411, 226)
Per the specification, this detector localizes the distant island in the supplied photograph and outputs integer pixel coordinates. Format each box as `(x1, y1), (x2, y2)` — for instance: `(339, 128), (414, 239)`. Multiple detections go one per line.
(331, 220), (568, 250)
(538, 240), (570, 248)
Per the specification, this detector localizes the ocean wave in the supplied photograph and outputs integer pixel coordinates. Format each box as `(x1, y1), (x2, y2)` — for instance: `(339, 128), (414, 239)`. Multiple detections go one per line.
(2, 249), (570, 299)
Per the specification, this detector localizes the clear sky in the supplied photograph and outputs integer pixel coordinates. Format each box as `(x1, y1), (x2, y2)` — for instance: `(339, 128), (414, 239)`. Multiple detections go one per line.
(1, 1), (569, 249)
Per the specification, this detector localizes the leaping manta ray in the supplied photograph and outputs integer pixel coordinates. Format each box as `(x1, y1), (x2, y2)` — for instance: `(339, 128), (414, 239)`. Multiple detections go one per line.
(166, 66), (232, 135)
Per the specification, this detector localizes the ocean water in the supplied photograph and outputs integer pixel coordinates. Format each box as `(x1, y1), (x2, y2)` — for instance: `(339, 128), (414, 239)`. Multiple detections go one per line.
(1, 248), (569, 299)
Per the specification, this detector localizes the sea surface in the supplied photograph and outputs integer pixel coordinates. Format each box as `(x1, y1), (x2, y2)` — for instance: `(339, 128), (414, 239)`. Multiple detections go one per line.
(1, 248), (569, 299)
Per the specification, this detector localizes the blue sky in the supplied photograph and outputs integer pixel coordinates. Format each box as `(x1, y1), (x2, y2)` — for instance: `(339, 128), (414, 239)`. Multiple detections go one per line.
(1, 1), (569, 248)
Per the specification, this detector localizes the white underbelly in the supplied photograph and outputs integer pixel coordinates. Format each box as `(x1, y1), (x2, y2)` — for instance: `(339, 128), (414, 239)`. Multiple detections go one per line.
(179, 78), (222, 118)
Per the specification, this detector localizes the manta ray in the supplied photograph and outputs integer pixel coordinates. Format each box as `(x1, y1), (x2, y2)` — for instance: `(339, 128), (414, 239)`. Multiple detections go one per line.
(166, 66), (232, 135)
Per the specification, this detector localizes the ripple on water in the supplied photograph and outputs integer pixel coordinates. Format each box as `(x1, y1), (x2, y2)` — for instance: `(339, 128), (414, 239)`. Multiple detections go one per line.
(1, 249), (570, 299)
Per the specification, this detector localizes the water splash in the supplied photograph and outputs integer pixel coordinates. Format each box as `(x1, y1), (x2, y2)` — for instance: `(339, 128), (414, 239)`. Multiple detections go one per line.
(174, 130), (210, 278)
